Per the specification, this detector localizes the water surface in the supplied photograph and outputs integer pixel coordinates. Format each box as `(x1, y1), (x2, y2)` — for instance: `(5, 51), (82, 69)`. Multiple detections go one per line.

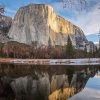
(0, 64), (100, 100)
(69, 73), (100, 100)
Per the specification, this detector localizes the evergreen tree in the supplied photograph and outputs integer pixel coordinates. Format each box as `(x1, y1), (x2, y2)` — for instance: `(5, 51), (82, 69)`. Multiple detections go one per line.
(88, 49), (93, 58)
(98, 46), (100, 58)
(95, 46), (98, 57)
(48, 37), (52, 49)
(66, 35), (74, 59)
(0, 42), (3, 57)
(92, 46), (96, 58)
(84, 45), (87, 58)
(48, 37), (52, 58)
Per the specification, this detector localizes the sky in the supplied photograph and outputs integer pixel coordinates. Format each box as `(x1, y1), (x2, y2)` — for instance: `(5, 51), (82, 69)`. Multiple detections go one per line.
(0, 0), (100, 36)
(86, 33), (99, 44)
(69, 75), (100, 100)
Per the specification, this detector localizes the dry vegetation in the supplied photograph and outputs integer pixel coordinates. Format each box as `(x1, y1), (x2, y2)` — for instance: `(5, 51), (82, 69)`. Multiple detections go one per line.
(0, 41), (99, 59)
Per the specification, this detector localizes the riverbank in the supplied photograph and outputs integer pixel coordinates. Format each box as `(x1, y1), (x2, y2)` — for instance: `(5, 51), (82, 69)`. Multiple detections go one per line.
(0, 58), (100, 65)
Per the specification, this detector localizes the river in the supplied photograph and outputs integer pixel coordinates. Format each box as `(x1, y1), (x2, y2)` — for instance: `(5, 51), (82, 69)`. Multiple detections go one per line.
(69, 73), (100, 100)
(0, 64), (100, 100)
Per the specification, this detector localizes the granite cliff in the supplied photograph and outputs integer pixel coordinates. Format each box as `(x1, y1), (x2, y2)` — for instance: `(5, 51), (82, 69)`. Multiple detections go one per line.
(8, 4), (88, 47)
(0, 15), (12, 42)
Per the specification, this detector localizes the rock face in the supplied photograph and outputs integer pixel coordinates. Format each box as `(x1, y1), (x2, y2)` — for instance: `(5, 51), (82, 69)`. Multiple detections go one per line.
(8, 4), (88, 46)
(0, 15), (12, 42)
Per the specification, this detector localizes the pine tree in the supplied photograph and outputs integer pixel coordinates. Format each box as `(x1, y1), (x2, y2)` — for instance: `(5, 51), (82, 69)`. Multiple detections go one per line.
(88, 49), (93, 58)
(0, 42), (4, 57)
(48, 37), (52, 49)
(98, 46), (100, 58)
(66, 35), (74, 59)
(84, 45), (87, 57)
(48, 37), (52, 58)
(95, 46), (98, 57)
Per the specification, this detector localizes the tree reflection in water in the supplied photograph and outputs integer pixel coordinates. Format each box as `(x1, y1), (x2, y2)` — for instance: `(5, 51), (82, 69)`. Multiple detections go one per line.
(0, 64), (100, 100)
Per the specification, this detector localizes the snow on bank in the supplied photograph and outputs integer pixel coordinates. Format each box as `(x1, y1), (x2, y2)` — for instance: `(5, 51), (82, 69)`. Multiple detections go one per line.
(0, 58), (100, 65)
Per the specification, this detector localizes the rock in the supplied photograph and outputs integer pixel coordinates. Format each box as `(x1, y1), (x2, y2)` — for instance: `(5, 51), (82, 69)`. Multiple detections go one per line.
(0, 15), (12, 42)
(8, 4), (88, 47)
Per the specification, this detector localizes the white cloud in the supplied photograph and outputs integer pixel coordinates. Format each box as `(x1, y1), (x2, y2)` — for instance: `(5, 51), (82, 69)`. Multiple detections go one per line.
(52, 1), (100, 35)
(70, 3), (100, 35)
(3, 1), (100, 35)
(94, 41), (99, 44)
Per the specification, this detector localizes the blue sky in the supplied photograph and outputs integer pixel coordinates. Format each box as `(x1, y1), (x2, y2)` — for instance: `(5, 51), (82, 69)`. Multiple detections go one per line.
(70, 75), (100, 100)
(0, 0), (54, 16)
(86, 76), (100, 90)
(86, 33), (99, 43)
(0, 0), (100, 40)
(1, 0), (99, 18)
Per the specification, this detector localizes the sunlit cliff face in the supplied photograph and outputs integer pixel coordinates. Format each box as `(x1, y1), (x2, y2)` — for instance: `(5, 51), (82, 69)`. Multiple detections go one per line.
(0, 64), (99, 100)
(8, 4), (86, 46)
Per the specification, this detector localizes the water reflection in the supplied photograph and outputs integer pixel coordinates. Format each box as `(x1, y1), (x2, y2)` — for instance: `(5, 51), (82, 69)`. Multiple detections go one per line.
(0, 64), (100, 100)
(69, 74), (100, 100)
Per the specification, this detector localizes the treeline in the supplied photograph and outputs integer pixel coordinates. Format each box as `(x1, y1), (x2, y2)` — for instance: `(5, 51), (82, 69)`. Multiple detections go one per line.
(0, 37), (100, 59)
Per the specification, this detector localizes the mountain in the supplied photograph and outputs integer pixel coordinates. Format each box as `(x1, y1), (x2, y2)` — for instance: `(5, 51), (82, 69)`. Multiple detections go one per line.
(0, 15), (12, 42)
(8, 4), (88, 47)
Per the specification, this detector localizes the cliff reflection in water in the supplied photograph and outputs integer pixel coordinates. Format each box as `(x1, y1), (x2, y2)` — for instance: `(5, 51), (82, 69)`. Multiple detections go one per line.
(0, 64), (99, 100)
